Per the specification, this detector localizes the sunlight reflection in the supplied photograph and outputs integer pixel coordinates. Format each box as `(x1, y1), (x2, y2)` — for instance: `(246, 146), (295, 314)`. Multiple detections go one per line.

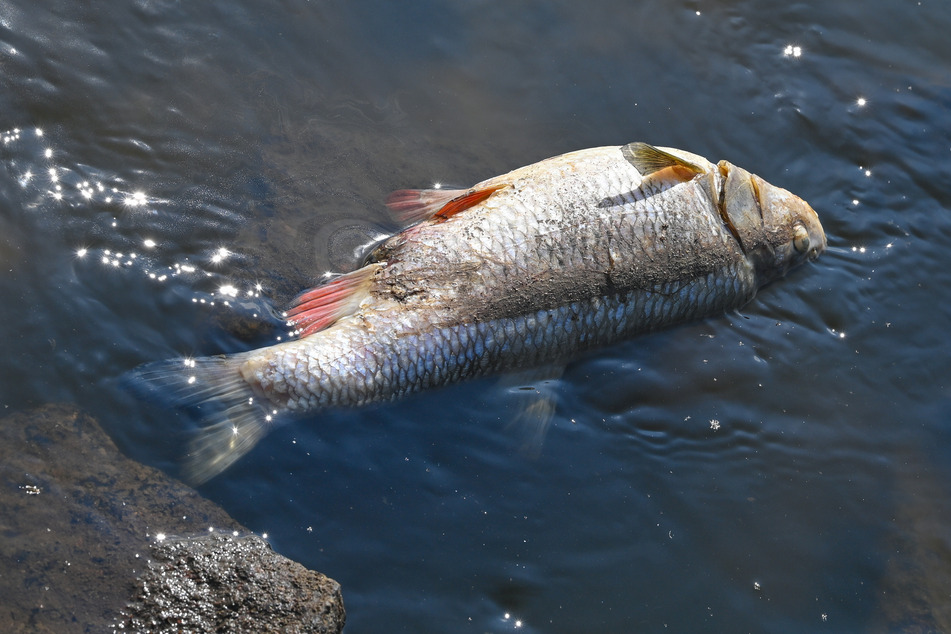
(125, 190), (147, 207)
(501, 613), (524, 629)
(783, 44), (802, 58)
(219, 284), (238, 298)
(4, 125), (281, 341)
(210, 246), (230, 264)
(1, 129), (21, 145)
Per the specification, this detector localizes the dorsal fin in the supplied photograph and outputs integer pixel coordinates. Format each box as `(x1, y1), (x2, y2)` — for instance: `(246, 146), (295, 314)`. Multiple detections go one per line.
(386, 185), (507, 223)
(621, 142), (704, 188)
(284, 263), (381, 337)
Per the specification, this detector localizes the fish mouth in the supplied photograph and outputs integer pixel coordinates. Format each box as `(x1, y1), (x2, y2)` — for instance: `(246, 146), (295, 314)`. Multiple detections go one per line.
(800, 201), (827, 262)
(751, 174), (826, 267)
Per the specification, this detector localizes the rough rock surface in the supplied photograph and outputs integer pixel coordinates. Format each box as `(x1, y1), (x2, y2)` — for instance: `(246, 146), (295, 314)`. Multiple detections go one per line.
(118, 533), (344, 633)
(0, 404), (344, 633)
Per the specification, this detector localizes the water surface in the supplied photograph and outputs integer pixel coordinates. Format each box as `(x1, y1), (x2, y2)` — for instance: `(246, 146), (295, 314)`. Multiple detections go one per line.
(2, 1), (950, 631)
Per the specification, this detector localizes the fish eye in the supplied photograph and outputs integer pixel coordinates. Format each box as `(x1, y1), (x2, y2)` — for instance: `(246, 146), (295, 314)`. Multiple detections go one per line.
(793, 224), (810, 253)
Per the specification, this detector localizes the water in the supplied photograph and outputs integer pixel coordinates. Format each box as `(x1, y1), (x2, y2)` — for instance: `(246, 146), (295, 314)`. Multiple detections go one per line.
(2, 0), (950, 631)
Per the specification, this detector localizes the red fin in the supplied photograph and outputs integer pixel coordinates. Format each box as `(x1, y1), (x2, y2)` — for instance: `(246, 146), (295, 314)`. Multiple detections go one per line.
(433, 185), (507, 220)
(385, 184), (507, 223)
(284, 264), (380, 337)
(385, 188), (467, 223)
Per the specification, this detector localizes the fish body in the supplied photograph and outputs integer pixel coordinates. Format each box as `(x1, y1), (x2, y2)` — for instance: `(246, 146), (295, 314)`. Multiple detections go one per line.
(139, 143), (825, 483)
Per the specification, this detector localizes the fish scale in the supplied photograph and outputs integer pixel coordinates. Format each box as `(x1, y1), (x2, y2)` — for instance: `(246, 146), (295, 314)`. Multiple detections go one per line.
(263, 264), (753, 414)
(133, 142), (825, 483)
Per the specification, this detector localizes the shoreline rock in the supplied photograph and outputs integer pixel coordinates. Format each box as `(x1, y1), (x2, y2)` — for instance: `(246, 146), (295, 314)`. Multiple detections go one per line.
(0, 404), (344, 633)
(118, 533), (344, 633)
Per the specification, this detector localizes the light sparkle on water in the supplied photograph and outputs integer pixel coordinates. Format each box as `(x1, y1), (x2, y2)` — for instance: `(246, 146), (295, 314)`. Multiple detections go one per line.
(125, 190), (147, 207)
(7, 125), (279, 346)
(211, 246), (230, 264)
(783, 44), (802, 58)
(502, 613), (524, 629)
(219, 284), (238, 298)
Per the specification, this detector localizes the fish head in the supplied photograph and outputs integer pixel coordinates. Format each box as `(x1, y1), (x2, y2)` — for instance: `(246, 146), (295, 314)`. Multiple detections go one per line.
(717, 160), (826, 284)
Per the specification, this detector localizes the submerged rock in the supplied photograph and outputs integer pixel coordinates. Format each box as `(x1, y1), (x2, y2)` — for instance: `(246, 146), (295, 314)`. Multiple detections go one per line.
(0, 404), (344, 633)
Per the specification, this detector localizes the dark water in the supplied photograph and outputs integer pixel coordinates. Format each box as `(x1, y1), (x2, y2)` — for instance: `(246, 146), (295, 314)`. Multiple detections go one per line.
(2, 1), (951, 631)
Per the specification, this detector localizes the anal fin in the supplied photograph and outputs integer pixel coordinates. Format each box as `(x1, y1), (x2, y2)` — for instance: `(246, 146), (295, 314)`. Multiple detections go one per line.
(285, 263), (381, 337)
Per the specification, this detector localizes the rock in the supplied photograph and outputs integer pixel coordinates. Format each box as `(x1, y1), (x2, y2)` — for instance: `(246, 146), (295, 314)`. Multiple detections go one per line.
(0, 404), (344, 633)
(118, 533), (344, 633)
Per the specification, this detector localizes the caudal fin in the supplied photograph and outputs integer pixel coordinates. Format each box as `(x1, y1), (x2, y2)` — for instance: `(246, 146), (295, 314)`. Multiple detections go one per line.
(130, 353), (274, 485)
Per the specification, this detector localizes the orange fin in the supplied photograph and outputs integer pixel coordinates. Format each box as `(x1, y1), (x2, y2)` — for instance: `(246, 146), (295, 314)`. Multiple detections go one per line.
(385, 188), (466, 223)
(284, 263), (380, 337)
(432, 184), (507, 220)
(621, 142), (704, 189)
(386, 184), (507, 223)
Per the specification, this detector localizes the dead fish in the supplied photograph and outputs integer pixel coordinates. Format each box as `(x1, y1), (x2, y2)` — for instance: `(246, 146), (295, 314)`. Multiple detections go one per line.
(136, 142), (825, 483)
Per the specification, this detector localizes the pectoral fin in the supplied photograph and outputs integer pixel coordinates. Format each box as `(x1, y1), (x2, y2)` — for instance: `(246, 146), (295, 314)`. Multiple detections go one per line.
(621, 142), (705, 189)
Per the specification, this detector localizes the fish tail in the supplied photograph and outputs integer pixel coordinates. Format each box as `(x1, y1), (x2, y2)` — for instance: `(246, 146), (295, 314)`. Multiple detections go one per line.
(130, 353), (273, 485)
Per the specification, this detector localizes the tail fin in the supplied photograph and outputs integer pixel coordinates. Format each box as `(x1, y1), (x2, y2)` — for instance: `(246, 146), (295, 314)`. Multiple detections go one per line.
(130, 353), (274, 485)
